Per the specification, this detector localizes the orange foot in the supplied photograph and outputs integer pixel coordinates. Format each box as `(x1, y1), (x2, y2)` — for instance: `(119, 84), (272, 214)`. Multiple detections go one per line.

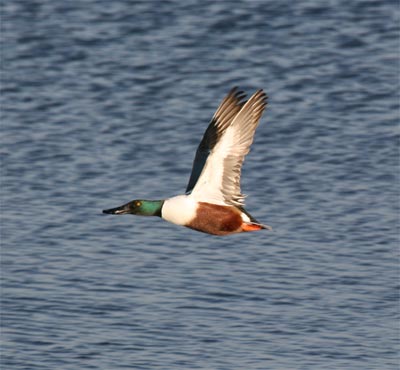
(241, 223), (264, 232)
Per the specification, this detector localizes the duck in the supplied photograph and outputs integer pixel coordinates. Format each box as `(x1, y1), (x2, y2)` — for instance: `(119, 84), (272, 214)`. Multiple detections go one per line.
(103, 87), (272, 236)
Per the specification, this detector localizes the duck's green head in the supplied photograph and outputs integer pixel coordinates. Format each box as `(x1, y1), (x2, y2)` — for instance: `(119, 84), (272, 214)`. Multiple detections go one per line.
(103, 199), (163, 217)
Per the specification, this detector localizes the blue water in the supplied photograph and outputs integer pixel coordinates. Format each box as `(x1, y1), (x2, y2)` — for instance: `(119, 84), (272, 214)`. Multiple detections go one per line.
(2, 0), (399, 369)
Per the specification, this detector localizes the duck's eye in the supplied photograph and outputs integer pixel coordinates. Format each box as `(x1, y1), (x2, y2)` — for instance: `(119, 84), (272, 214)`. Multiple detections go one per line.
(135, 201), (142, 207)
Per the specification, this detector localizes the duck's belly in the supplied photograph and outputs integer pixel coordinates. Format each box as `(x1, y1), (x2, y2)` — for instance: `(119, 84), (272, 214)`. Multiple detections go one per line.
(186, 202), (243, 236)
(162, 196), (252, 236)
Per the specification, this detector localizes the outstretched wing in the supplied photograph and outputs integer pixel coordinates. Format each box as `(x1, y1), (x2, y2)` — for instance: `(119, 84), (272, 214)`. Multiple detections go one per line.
(185, 87), (247, 193)
(190, 89), (267, 206)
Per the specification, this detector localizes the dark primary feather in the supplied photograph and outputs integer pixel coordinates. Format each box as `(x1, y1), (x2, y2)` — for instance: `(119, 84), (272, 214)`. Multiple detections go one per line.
(185, 87), (247, 193)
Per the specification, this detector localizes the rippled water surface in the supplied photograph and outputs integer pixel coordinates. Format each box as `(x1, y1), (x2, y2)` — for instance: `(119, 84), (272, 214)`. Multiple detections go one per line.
(2, 0), (399, 369)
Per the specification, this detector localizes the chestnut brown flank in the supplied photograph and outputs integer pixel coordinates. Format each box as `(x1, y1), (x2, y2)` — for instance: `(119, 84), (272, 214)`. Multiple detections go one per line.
(187, 202), (244, 236)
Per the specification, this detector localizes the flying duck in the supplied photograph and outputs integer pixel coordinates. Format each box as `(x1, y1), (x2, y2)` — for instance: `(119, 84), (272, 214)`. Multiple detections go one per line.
(103, 87), (272, 236)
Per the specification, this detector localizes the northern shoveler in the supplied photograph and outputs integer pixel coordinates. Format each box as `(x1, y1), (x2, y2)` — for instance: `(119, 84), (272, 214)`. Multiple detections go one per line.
(103, 87), (272, 236)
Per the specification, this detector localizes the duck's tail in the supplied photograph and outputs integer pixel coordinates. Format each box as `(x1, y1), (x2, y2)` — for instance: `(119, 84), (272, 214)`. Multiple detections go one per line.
(238, 206), (272, 231)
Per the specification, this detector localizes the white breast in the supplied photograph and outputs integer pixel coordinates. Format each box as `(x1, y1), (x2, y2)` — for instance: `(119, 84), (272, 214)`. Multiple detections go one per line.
(161, 194), (198, 226)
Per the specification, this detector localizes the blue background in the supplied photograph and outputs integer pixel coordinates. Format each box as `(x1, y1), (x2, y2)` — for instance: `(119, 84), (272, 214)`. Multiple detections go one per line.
(2, 0), (399, 369)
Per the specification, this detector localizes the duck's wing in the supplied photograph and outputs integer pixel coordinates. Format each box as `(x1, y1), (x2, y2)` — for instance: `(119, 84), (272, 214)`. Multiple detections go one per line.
(190, 89), (267, 206)
(185, 87), (247, 193)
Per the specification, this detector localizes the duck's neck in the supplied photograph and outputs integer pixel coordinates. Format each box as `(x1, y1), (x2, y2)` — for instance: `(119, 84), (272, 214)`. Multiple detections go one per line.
(140, 200), (164, 217)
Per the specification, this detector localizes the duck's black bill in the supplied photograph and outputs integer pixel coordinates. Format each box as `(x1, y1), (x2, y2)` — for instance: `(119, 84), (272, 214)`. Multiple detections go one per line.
(102, 204), (129, 215)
